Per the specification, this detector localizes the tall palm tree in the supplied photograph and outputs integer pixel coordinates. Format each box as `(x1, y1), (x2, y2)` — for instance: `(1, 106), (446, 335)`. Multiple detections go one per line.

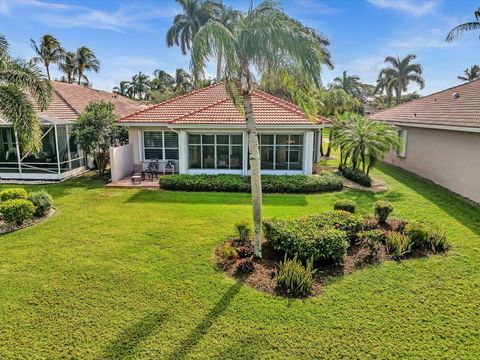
(333, 71), (362, 98)
(113, 81), (131, 96)
(1, 34), (52, 154)
(458, 65), (480, 82)
(446, 8), (480, 42)
(30, 34), (64, 81)
(130, 72), (150, 100)
(151, 69), (175, 92)
(191, 0), (324, 257)
(174, 68), (193, 94)
(75, 46), (100, 86)
(375, 72), (394, 108)
(58, 51), (77, 84)
(379, 54), (424, 105)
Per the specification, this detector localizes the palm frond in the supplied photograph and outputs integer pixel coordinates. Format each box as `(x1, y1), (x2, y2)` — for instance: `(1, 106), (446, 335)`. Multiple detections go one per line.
(446, 22), (480, 42)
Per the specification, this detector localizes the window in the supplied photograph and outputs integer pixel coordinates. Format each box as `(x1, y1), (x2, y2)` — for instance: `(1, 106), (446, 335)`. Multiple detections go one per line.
(188, 133), (243, 169)
(258, 134), (303, 170)
(143, 131), (179, 160)
(396, 129), (407, 158)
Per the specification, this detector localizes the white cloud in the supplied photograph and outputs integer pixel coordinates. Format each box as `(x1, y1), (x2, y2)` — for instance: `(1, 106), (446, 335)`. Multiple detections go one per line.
(293, 0), (338, 14)
(367, 0), (439, 17)
(0, 0), (10, 14)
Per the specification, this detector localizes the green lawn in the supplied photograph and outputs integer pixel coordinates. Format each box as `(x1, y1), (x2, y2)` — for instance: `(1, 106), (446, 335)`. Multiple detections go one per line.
(0, 163), (479, 359)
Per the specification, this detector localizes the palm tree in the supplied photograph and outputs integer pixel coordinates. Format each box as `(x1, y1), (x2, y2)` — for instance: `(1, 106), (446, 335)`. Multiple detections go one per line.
(174, 68), (193, 94)
(375, 72), (394, 108)
(0, 34), (52, 154)
(458, 65), (480, 82)
(30, 34), (64, 81)
(75, 46), (100, 86)
(58, 51), (77, 84)
(446, 8), (480, 42)
(333, 71), (362, 98)
(130, 72), (150, 100)
(151, 69), (175, 92)
(191, 0), (324, 257)
(379, 54), (424, 105)
(113, 81), (131, 97)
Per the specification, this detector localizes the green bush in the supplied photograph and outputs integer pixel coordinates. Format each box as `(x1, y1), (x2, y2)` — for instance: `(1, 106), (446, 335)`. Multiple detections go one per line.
(234, 221), (251, 243)
(221, 243), (238, 260)
(358, 229), (385, 257)
(0, 188), (28, 202)
(235, 258), (255, 274)
(0, 199), (35, 226)
(27, 190), (53, 217)
(374, 201), (394, 222)
(263, 217), (349, 264)
(159, 173), (343, 194)
(405, 221), (450, 253)
(305, 210), (364, 241)
(385, 232), (412, 259)
(276, 255), (316, 296)
(333, 199), (357, 213)
(429, 230), (450, 253)
(339, 165), (372, 187)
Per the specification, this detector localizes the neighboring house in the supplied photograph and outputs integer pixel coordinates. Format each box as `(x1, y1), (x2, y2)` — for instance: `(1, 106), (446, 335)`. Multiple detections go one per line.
(0, 81), (145, 181)
(115, 83), (329, 179)
(370, 80), (480, 204)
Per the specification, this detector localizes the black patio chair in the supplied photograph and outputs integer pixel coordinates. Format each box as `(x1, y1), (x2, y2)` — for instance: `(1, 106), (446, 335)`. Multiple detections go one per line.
(145, 160), (158, 181)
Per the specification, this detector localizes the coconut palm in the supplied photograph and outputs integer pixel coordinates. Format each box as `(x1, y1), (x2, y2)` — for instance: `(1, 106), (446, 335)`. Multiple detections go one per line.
(75, 46), (100, 86)
(174, 68), (193, 94)
(458, 65), (480, 82)
(151, 69), (175, 92)
(333, 71), (362, 98)
(130, 72), (150, 100)
(191, 0), (324, 257)
(30, 34), (64, 81)
(375, 72), (395, 108)
(0, 34), (52, 154)
(58, 51), (77, 84)
(379, 54), (424, 105)
(446, 8), (480, 42)
(113, 81), (131, 97)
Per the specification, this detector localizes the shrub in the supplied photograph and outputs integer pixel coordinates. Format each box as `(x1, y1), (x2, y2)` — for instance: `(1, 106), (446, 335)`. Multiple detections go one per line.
(235, 258), (255, 274)
(159, 173), (343, 194)
(0, 199), (35, 226)
(27, 190), (53, 217)
(429, 230), (450, 253)
(263, 218), (349, 264)
(276, 255), (316, 296)
(221, 243), (238, 260)
(339, 165), (372, 187)
(374, 201), (393, 222)
(405, 221), (450, 253)
(387, 217), (407, 232)
(234, 221), (251, 243)
(358, 229), (385, 258)
(237, 245), (254, 258)
(333, 199), (357, 213)
(385, 232), (412, 259)
(0, 188), (28, 202)
(305, 211), (364, 241)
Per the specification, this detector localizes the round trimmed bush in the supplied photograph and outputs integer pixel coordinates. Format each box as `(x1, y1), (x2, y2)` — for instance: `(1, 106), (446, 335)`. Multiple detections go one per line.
(28, 190), (53, 217)
(374, 201), (393, 222)
(0, 199), (35, 226)
(333, 199), (357, 213)
(0, 188), (28, 202)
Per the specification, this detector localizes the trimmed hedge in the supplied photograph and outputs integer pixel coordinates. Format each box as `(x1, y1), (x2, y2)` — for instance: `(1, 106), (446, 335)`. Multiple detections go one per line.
(28, 190), (53, 217)
(159, 173), (343, 193)
(339, 165), (372, 187)
(304, 211), (364, 241)
(333, 199), (357, 213)
(0, 199), (35, 225)
(0, 188), (28, 202)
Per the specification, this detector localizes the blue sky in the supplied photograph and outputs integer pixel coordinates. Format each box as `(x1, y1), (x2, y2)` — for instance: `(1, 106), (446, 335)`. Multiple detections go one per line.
(1, 0), (479, 95)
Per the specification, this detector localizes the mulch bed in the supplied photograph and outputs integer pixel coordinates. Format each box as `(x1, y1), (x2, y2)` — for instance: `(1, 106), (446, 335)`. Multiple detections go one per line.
(0, 208), (56, 235)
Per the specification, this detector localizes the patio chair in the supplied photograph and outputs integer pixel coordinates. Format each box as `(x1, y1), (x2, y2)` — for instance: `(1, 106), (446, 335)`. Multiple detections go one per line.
(163, 160), (176, 175)
(145, 160), (159, 181)
(131, 163), (144, 184)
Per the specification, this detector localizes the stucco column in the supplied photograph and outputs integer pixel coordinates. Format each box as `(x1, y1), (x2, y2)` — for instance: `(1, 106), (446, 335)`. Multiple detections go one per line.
(303, 131), (314, 175)
(178, 130), (188, 174)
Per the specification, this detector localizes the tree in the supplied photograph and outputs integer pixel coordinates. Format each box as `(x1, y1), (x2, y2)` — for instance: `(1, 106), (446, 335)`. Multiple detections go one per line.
(113, 81), (131, 97)
(58, 51), (77, 84)
(375, 72), (394, 108)
(446, 8), (480, 42)
(333, 71), (362, 98)
(151, 69), (175, 92)
(379, 54), (424, 105)
(75, 46), (100, 86)
(174, 68), (193, 94)
(0, 34), (52, 154)
(191, 0), (324, 257)
(458, 65), (480, 82)
(73, 101), (118, 175)
(130, 72), (150, 100)
(30, 34), (64, 81)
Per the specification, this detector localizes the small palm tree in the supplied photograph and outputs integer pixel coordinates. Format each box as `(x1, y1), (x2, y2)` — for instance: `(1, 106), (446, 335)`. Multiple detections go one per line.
(151, 69), (175, 92)
(130, 72), (150, 100)
(113, 81), (131, 97)
(30, 34), (64, 81)
(1, 34), (52, 154)
(458, 65), (480, 82)
(375, 72), (394, 108)
(333, 71), (362, 98)
(379, 54), (424, 105)
(446, 8), (480, 42)
(191, 0), (324, 257)
(75, 46), (100, 86)
(58, 51), (77, 84)
(174, 68), (193, 94)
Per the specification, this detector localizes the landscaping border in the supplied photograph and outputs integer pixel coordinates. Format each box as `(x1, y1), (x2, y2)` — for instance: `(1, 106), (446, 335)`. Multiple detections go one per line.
(0, 207), (56, 235)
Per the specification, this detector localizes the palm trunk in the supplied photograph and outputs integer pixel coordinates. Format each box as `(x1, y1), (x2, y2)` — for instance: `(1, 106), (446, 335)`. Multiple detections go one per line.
(46, 65), (51, 81)
(319, 129), (324, 156)
(325, 130), (333, 157)
(241, 65), (262, 258)
(77, 71), (82, 85)
(216, 48), (222, 83)
(396, 85), (401, 105)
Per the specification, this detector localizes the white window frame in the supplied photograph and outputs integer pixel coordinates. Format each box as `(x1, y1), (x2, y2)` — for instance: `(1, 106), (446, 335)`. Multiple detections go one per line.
(258, 134), (304, 170)
(396, 129), (407, 158)
(188, 133), (243, 170)
(143, 131), (179, 161)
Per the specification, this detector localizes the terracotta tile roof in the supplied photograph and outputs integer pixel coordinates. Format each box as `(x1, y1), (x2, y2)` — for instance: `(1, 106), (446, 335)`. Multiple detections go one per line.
(117, 83), (329, 126)
(36, 81), (146, 121)
(370, 79), (480, 128)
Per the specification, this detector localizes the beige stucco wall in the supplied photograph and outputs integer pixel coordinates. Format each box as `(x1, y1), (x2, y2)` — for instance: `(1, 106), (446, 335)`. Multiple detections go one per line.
(384, 126), (480, 204)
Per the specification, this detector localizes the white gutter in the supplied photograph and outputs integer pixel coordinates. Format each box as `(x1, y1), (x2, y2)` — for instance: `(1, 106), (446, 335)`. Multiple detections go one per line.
(385, 121), (480, 134)
(119, 122), (328, 130)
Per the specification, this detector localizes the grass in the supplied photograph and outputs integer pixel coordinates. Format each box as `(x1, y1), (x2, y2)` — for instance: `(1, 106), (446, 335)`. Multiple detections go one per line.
(0, 163), (479, 358)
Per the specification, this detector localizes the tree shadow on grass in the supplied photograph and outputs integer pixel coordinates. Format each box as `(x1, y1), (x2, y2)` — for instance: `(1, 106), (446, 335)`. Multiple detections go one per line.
(103, 311), (170, 359)
(165, 283), (242, 360)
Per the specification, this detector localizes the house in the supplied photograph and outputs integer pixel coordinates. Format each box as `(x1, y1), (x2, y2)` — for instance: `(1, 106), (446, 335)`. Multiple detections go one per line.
(114, 83), (329, 180)
(0, 81), (145, 181)
(370, 80), (480, 204)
